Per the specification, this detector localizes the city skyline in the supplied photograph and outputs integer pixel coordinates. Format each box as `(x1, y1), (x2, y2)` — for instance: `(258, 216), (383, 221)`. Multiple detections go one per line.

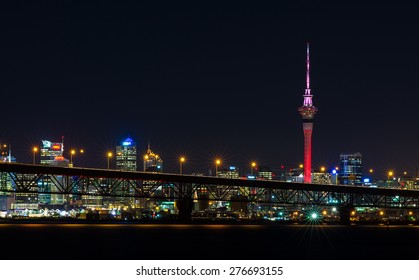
(1, 2), (418, 178)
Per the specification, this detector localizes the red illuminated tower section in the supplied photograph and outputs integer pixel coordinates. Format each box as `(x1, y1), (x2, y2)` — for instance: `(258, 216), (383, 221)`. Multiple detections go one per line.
(298, 43), (317, 183)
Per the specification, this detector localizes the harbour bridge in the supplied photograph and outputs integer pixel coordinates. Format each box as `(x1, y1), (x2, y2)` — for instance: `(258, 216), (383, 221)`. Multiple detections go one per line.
(0, 162), (418, 223)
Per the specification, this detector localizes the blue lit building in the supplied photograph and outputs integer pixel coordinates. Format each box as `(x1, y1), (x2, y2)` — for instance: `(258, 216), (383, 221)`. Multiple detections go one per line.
(116, 137), (137, 171)
(111, 137), (138, 208)
(339, 152), (362, 186)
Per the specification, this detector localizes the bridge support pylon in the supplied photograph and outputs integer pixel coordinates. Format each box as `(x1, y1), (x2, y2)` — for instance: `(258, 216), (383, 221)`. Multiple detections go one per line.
(176, 197), (194, 223)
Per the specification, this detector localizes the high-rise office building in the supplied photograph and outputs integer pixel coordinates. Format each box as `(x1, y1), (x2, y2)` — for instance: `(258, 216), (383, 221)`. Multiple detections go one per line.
(217, 166), (240, 179)
(312, 170), (332, 184)
(143, 143), (163, 172)
(112, 137), (137, 208)
(39, 138), (69, 206)
(0, 143), (15, 210)
(40, 137), (67, 166)
(116, 137), (137, 171)
(258, 165), (273, 180)
(137, 143), (163, 209)
(339, 153), (362, 186)
(0, 143), (15, 194)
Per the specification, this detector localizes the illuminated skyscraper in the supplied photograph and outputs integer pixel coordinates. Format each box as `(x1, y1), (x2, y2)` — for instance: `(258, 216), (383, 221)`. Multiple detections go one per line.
(217, 166), (239, 179)
(298, 42), (317, 183)
(339, 153), (362, 186)
(143, 143), (163, 172)
(257, 165), (273, 180)
(40, 137), (68, 167)
(111, 137), (138, 208)
(39, 137), (68, 206)
(116, 137), (137, 171)
(0, 143), (15, 200)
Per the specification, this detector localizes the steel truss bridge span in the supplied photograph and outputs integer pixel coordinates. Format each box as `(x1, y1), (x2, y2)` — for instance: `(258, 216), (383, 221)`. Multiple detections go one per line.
(0, 162), (418, 208)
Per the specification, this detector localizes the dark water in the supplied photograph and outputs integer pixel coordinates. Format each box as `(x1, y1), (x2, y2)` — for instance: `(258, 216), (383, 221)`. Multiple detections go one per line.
(1, 222), (418, 260)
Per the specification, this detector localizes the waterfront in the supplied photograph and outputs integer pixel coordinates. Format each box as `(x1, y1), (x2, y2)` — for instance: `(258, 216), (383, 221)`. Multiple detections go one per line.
(1, 222), (418, 260)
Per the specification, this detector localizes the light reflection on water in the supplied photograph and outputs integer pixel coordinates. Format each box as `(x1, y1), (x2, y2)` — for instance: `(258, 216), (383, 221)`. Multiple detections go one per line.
(0, 223), (418, 230)
(0, 223), (265, 230)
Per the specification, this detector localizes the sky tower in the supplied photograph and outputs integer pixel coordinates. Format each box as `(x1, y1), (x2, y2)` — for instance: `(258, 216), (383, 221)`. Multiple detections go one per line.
(298, 42), (317, 183)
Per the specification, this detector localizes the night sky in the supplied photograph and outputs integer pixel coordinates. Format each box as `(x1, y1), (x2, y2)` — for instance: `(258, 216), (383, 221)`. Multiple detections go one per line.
(1, 1), (418, 179)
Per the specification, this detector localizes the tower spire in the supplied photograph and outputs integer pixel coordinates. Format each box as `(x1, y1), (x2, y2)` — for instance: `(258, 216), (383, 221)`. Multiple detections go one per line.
(303, 42), (314, 107)
(306, 42), (310, 94)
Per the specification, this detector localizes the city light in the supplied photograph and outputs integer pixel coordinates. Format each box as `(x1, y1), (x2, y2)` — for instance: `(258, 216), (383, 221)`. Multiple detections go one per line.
(70, 149), (76, 167)
(179, 156), (186, 174)
(387, 171), (394, 188)
(32, 146), (38, 165)
(215, 159), (221, 176)
(250, 161), (256, 175)
(107, 152), (113, 169)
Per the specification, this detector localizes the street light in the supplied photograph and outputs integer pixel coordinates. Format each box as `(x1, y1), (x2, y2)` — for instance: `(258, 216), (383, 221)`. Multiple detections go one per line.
(179, 156), (186, 174)
(388, 171), (393, 188)
(215, 159), (221, 176)
(78, 149), (84, 167)
(332, 169), (338, 185)
(70, 149), (76, 167)
(33, 147), (38, 164)
(107, 152), (113, 169)
(251, 161), (256, 175)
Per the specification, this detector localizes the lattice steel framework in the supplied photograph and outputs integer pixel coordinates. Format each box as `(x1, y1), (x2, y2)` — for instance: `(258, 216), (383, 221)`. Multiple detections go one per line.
(0, 163), (419, 209)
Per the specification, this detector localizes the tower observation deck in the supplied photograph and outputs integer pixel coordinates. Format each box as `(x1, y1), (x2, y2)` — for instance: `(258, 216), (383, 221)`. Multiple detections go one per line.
(298, 42), (317, 183)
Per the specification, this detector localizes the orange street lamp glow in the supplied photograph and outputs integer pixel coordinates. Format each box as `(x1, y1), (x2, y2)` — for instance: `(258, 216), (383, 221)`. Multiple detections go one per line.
(251, 161), (256, 175)
(215, 159), (221, 176)
(33, 147), (38, 164)
(107, 152), (113, 169)
(70, 149), (76, 166)
(179, 157), (186, 174)
(387, 171), (393, 188)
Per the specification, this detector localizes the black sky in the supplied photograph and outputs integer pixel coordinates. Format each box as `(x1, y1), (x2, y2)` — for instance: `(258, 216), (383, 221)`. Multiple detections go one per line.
(1, 1), (418, 178)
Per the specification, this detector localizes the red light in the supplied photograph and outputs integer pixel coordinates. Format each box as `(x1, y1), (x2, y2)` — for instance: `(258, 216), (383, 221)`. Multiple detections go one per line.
(281, 165), (284, 169)
(52, 144), (61, 150)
